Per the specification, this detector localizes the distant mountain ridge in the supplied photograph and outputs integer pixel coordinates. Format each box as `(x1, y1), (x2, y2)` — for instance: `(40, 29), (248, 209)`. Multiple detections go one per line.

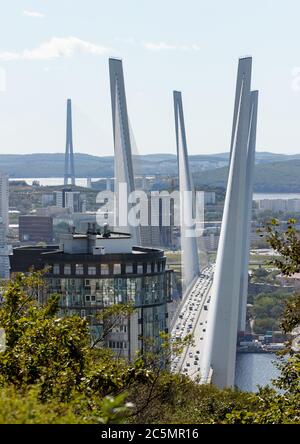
(1, 152), (300, 192)
(1, 151), (299, 178)
(193, 159), (300, 193)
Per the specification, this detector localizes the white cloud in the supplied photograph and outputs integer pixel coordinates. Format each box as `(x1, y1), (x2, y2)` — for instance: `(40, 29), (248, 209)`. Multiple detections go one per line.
(191, 44), (201, 51)
(0, 37), (111, 61)
(23, 10), (45, 19)
(144, 42), (177, 51)
(115, 37), (137, 45)
(143, 41), (201, 52)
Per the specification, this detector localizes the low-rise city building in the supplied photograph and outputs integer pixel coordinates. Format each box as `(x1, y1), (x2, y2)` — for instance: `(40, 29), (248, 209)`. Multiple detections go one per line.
(19, 215), (53, 244)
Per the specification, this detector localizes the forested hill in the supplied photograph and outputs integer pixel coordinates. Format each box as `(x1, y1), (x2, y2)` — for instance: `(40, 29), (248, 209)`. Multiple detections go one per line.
(0, 152), (229, 177)
(193, 159), (300, 192)
(0, 152), (300, 192)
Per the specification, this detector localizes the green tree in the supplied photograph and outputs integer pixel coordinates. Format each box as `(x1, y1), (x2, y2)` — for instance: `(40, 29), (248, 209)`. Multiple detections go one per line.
(250, 291), (291, 334)
(251, 267), (269, 283)
(226, 220), (300, 423)
(0, 272), (151, 421)
(0, 272), (195, 423)
(265, 220), (300, 398)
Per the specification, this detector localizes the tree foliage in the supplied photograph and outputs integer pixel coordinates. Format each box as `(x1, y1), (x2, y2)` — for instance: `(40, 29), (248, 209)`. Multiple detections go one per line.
(1, 216), (300, 425)
(226, 220), (300, 423)
(250, 291), (292, 334)
(0, 272), (255, 424)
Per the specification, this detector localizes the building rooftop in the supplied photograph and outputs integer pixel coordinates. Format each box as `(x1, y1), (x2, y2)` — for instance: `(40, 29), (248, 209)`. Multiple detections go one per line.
(10, 227), (166, 273)
(71, 232), (131, 240)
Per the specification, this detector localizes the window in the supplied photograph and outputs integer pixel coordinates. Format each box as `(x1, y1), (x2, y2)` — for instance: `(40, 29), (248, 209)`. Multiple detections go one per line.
(80, 310), (86, 318)
(75, 264), (84, 275)
(125, 264), (133, 274)
(137, 264), (143, 274)
(101, 264), (109, 275)
(64, 264), (71, 275)
(88, 266), (96, 275)
(85, 279), (90, 287)
(114, 264), (121, 275)
(53, 264), (60, 275)
(85, 295), (90, 302)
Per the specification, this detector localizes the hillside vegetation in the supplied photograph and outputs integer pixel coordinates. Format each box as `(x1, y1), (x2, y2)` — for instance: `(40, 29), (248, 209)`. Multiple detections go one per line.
(194, 159), (300, 192)
(2, 153), (300, 192)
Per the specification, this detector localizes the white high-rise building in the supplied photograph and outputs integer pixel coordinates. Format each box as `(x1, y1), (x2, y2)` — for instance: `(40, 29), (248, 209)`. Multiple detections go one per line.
(0, 173), (11, 279)
(54, 189), (86, 213)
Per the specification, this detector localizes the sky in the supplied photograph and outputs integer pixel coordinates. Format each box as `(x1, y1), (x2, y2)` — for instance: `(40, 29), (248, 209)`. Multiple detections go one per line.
(0, 0), (300, 157)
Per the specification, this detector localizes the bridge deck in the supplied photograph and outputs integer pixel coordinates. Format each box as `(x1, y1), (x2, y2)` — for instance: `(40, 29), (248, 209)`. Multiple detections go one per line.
(171, 265), (214, 381)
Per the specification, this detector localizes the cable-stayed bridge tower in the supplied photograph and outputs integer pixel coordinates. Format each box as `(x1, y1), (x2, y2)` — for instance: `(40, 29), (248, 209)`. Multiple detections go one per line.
(200, 57), (258, 387)
(109, 58), (141, 245)
(173, 91), (200, 291)
(64, 99), (76, 187)
(238, 90), (259, 332)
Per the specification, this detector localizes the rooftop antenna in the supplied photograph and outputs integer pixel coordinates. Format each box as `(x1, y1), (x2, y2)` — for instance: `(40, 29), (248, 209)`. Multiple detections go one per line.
(102, 223), (111, 238)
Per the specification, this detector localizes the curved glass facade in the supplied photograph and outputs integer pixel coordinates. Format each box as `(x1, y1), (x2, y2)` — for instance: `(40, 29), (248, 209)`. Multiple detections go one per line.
(10, 242), (173, 360)
(47, 267), (172, 359)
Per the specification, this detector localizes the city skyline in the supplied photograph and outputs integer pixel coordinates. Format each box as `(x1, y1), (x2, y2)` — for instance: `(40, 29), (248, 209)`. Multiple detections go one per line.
(0, 1), (300, 157)
(0, 0), (299, 429)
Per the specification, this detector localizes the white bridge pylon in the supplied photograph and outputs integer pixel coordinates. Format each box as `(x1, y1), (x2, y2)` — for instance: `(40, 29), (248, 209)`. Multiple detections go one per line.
(200, 57), (259, 388)
(109, 58), (141, 246)
(238, 90), (259, 332)
(173, 91), (200, 292)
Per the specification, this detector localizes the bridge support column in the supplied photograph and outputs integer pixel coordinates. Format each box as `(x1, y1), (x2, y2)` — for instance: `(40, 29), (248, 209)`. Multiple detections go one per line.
(109, 58), (141, 245)
(238, 90), (259, 332)
(173, 91), (200, 291)
(201, 57), (255, 388)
